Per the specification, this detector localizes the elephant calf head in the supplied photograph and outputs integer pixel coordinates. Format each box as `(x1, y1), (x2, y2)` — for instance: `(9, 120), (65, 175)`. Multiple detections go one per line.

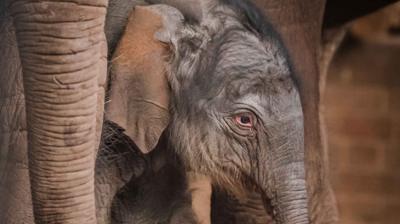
(110, 0), (308, 223)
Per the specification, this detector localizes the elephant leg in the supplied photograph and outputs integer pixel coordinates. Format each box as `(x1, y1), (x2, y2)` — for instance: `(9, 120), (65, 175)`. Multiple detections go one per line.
(0, 4), (34, 223)
(316, 27), (347, 224)
(186, 172), (212, 224)
(11, 0), (108, 223)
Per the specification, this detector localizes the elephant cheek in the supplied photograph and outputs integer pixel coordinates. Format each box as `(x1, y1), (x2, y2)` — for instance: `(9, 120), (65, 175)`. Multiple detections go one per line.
(12, 0), (108, 223)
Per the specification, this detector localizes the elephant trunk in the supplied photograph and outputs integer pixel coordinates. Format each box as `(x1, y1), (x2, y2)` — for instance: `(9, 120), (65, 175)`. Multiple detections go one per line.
(270, 162), (309, 224)
(260, 119), (309, 224)
(12, 0), (108, 223)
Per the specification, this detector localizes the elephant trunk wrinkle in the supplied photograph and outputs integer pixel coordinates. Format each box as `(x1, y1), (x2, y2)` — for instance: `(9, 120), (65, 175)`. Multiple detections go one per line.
(11, 0), (108, 223)
(270, 165), (309, 224)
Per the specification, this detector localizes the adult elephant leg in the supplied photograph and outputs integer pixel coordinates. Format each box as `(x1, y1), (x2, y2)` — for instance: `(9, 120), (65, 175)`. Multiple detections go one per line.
(11, 0), (108, 223)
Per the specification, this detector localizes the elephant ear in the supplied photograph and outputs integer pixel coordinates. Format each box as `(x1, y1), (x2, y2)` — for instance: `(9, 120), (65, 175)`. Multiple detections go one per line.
(106, 5), (184, 153)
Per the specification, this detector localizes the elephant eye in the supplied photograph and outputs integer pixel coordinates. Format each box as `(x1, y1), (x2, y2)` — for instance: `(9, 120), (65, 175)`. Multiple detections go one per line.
(234, 113), (254, 128)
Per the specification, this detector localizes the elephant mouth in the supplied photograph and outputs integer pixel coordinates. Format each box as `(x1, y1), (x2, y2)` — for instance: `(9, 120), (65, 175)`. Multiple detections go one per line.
(207, 166), (280, 223)
(262, 193), (277, 223)
(212, 182), (277, 224)
(252, 184), (277, 223)
(241, 179), (283, 223)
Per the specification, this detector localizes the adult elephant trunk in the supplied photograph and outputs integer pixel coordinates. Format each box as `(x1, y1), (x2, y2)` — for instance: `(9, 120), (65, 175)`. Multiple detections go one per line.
(11, 0), (108, 223)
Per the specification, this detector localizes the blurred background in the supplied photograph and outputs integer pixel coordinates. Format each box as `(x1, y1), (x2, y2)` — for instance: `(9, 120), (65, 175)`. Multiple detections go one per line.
(325, 2), (400, 224)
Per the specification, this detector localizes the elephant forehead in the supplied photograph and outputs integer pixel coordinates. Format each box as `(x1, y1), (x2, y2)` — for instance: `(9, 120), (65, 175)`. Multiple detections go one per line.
(214, 30), (288, 76)
(187, 32), (289, 95)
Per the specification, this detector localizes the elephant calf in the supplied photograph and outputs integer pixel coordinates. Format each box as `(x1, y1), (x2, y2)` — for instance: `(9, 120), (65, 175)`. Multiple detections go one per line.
(152, 0), (307, 223)
(105, 0), (308, 223)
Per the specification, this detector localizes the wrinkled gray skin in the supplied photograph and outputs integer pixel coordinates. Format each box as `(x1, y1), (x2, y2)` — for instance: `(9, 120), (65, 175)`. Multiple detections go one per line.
(98, 2), (308, 222)
(105, 1), (308, 223)
(97, 1), (301, 223)
(162, 1), (308, 223)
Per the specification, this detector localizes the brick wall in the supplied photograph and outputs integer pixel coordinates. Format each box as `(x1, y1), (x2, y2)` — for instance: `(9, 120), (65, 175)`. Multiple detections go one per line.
(324, 37), (400, 224)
